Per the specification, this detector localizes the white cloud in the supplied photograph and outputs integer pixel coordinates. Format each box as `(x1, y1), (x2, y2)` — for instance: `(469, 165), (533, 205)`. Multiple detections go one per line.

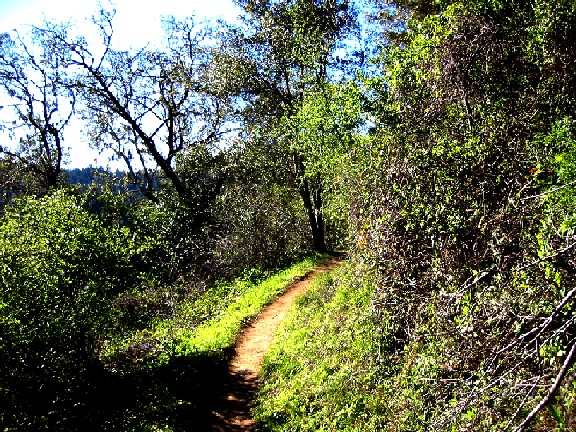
(0, 0), (240, 36)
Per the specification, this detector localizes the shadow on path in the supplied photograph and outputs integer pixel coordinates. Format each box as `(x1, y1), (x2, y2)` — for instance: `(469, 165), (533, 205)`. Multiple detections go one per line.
(207, 256), (343, 431)
(0, 258), (342, 431)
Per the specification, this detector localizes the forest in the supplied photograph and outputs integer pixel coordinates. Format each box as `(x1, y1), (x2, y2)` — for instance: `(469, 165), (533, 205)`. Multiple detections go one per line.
(1, 0), (576, 430)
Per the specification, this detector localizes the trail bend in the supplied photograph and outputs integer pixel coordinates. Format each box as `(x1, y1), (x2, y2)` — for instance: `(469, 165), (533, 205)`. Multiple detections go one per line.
(210, 257), (342, 431)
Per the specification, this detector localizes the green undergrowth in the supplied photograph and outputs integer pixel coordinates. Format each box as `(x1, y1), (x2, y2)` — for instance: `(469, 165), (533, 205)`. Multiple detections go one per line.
(253, 262), (386, 431)
(104, 254), (328, 369)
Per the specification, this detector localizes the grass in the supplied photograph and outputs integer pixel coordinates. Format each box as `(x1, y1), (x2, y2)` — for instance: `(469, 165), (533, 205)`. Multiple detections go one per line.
(105, 253), (329, 368)
(170, 254), (326, 356)
(253, 262), (387, 431)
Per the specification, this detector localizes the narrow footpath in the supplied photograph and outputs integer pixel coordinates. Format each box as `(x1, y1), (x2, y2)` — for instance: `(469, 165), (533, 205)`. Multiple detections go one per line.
(209, 257), (342, 431)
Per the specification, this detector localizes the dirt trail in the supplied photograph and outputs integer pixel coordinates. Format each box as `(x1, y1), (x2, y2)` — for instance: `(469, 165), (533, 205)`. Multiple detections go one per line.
(210, 257), (342, 431)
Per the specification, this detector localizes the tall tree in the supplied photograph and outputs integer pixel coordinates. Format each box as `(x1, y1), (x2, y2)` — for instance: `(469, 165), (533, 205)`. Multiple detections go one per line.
(212, 0), (360, 251)
(42, 11), (234, 209)
(0, 28), (75, 194)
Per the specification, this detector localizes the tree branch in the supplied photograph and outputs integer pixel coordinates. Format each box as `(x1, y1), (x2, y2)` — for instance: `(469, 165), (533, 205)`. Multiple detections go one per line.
(513, 340), (576, 432)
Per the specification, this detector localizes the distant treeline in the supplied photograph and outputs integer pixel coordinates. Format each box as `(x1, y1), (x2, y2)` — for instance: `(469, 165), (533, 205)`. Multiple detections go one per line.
(65, 167), (121, 186)
(65, 167), (156, 193)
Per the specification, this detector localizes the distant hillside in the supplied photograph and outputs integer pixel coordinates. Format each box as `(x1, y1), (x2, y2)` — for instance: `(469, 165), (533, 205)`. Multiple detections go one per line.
(65, 167), (126, 187)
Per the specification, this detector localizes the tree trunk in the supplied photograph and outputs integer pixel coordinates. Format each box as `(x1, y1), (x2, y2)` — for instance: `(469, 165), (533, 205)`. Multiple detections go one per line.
(298, 176), (327, 252)
(293, 153), (326, 252)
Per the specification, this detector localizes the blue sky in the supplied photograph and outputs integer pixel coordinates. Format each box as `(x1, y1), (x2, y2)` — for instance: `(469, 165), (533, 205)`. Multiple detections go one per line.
(0, 0), (241, 167)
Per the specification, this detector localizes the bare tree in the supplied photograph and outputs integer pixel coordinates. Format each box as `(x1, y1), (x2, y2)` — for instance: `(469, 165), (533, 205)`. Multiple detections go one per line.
(0, 28), (75, 195)
(41, 11), (234, 206)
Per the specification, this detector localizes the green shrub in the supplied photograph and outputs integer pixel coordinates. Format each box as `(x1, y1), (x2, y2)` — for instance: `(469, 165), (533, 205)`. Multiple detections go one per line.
(340, 1), (576, 429)
(0, 190), (141, 393)
(254, 263), (386, 431)
(211, 182), (313, 279)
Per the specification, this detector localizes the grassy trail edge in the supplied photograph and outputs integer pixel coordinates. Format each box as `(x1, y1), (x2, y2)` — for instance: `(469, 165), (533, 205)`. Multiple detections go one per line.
(157, 254), (330, 362)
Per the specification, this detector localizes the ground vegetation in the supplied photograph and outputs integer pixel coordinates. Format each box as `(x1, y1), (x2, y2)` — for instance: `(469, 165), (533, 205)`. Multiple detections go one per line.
(2, 0), (576, 430)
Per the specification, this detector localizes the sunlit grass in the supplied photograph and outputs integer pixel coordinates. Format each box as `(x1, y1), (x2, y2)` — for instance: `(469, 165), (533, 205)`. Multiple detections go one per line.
(253, 263), (387, 431)
(170, 254), (327, 356)
(105, 254), (328, 367)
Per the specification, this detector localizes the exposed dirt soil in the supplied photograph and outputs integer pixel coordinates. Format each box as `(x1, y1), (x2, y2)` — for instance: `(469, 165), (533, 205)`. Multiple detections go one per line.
(209, 257), (342, 431)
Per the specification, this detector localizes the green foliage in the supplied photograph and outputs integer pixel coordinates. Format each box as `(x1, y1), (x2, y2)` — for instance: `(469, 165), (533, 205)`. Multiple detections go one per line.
(104, 254), (327, 369)
(285, 81), (365, 247)
(212, 0), (361, 252)
(128, 198), (203, 280)
(211, 181), (313, 277)
(5, 0), (576, 430)
(254, 262), (386, 431)
(336, 0), (576, 430)
(0, 190), (142, 403)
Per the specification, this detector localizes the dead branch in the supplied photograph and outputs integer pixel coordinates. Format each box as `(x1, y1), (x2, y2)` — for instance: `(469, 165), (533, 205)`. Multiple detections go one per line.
(513, 339), (576, 432)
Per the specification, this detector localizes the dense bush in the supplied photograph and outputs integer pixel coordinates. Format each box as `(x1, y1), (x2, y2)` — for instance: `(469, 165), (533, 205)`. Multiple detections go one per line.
(210, 182), (312, 279)
(339, 1), (576, 430)
(0, 190), (143, 424)
(76, 165), (315, 286)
